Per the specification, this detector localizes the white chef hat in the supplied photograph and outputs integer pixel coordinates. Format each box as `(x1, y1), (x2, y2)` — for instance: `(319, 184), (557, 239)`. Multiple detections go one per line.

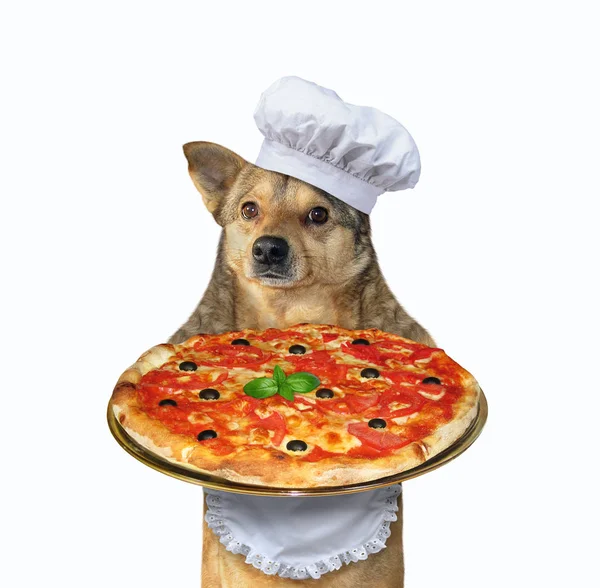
(253, 76), (421, 214)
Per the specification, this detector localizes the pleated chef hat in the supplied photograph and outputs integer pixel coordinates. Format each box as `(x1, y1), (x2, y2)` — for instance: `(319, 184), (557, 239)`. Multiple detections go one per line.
(253, 76), (421, 214)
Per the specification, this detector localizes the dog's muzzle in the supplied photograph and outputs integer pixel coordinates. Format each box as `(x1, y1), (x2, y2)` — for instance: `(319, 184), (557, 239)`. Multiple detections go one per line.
(251, 236), (294, 282)
(252, 236), (289, 265)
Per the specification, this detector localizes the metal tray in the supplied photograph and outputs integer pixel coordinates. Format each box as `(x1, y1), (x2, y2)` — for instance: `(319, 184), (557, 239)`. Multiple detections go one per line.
(107, 391), (487, 497)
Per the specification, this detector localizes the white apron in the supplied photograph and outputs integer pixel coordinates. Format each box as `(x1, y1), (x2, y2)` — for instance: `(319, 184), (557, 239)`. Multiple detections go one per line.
(204, 484), (401, 580)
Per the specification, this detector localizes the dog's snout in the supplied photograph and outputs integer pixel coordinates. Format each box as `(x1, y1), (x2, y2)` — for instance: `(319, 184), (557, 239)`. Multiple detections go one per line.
(252, 236), (289, 265)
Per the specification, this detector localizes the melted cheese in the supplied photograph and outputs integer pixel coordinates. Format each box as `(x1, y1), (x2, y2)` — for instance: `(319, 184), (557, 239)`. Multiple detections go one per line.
(417, 388), (446, 401)
(188, 413), (215, 425)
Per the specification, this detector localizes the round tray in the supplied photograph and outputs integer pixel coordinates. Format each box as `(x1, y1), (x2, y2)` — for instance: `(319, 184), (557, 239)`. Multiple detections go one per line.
(107, 391), (487, 497)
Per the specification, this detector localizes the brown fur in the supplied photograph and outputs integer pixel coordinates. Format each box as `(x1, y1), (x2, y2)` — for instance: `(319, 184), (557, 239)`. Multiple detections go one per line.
(170, 141), (435, 587)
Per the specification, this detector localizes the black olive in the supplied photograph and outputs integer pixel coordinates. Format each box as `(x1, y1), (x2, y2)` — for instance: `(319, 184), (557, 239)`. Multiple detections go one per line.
(288, 344), (306, 355)
(352, 338), (370, 345)
(231, 338), (250, 346)
(179, 361), (197, 371)
(199, 388), (220, 400)
(286, 440), (308, 452)
(361, 368), (380, 379)
(368, 418), (387, 429)
(422, 376), (442, 385)
(197, 430), (217, 441)
(316, 388), (334, 399)
(159, 399), (177, 407)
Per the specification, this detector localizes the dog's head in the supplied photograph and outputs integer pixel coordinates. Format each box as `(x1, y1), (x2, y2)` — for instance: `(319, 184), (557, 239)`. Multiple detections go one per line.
(183, 142), (373, 289)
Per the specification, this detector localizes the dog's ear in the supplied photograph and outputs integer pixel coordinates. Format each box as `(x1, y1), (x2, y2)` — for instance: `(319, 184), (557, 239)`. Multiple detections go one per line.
(183, 141), (247, 221)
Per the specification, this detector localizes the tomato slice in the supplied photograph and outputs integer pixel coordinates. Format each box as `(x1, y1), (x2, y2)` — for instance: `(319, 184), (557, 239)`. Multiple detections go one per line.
(324, 392), (380, 414)
(286, 350), (333, 368)
(347, 422), (409, 450)
(300, 445), (340, 462)
(140, 369), (228, 389)
(346, 393), (380, 413)
(191, 344), (272, 367)
(342, 340), (444, 366)
(378, 388), (425, 418)
(317, 364), (351, 386)
(340, 340), (413, 362)
(253, 329), (306, 341)
(339, 341), (384, 362)
(249, 411), (287, 446)
(410, 347), (444, 361)
(213, 395), (261, 417)
(287, 351), (350, 385)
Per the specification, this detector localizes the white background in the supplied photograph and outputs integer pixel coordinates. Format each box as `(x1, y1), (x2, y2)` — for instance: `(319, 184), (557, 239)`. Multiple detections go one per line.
(1, 2), (599, 587)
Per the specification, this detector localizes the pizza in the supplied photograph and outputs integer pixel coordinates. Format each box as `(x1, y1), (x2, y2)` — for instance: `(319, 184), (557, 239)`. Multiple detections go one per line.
(109, 323), (481, 488)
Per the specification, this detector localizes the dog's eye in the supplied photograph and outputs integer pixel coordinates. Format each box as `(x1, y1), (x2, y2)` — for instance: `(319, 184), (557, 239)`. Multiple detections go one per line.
(241, 202), (259, 219)
(308, 207), (328, 224)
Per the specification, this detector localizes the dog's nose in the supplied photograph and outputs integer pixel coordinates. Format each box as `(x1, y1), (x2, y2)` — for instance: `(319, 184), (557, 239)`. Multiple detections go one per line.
(252, 236), (289, 265)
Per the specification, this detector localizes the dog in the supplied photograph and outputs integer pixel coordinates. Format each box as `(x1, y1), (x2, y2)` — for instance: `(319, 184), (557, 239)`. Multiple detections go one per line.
(169, 141), (435, 587)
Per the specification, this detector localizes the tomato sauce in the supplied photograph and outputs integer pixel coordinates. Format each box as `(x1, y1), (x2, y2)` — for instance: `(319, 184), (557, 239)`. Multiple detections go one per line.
(301, 445), (340, 462)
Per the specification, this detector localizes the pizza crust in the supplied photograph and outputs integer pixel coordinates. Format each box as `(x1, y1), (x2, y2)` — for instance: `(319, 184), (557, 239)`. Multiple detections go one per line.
(109, 325), (481, 488)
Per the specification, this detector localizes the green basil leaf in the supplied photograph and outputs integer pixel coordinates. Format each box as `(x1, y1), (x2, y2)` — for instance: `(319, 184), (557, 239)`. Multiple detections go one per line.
(286, 372), (321, 393)
(273, 365), (286, 386)
(278, 381), (295, 401)
(243, 377), (279, 398)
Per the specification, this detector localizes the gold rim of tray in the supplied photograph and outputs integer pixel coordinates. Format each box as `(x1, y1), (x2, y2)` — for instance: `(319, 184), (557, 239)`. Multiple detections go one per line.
(107, 391), (487, 497)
